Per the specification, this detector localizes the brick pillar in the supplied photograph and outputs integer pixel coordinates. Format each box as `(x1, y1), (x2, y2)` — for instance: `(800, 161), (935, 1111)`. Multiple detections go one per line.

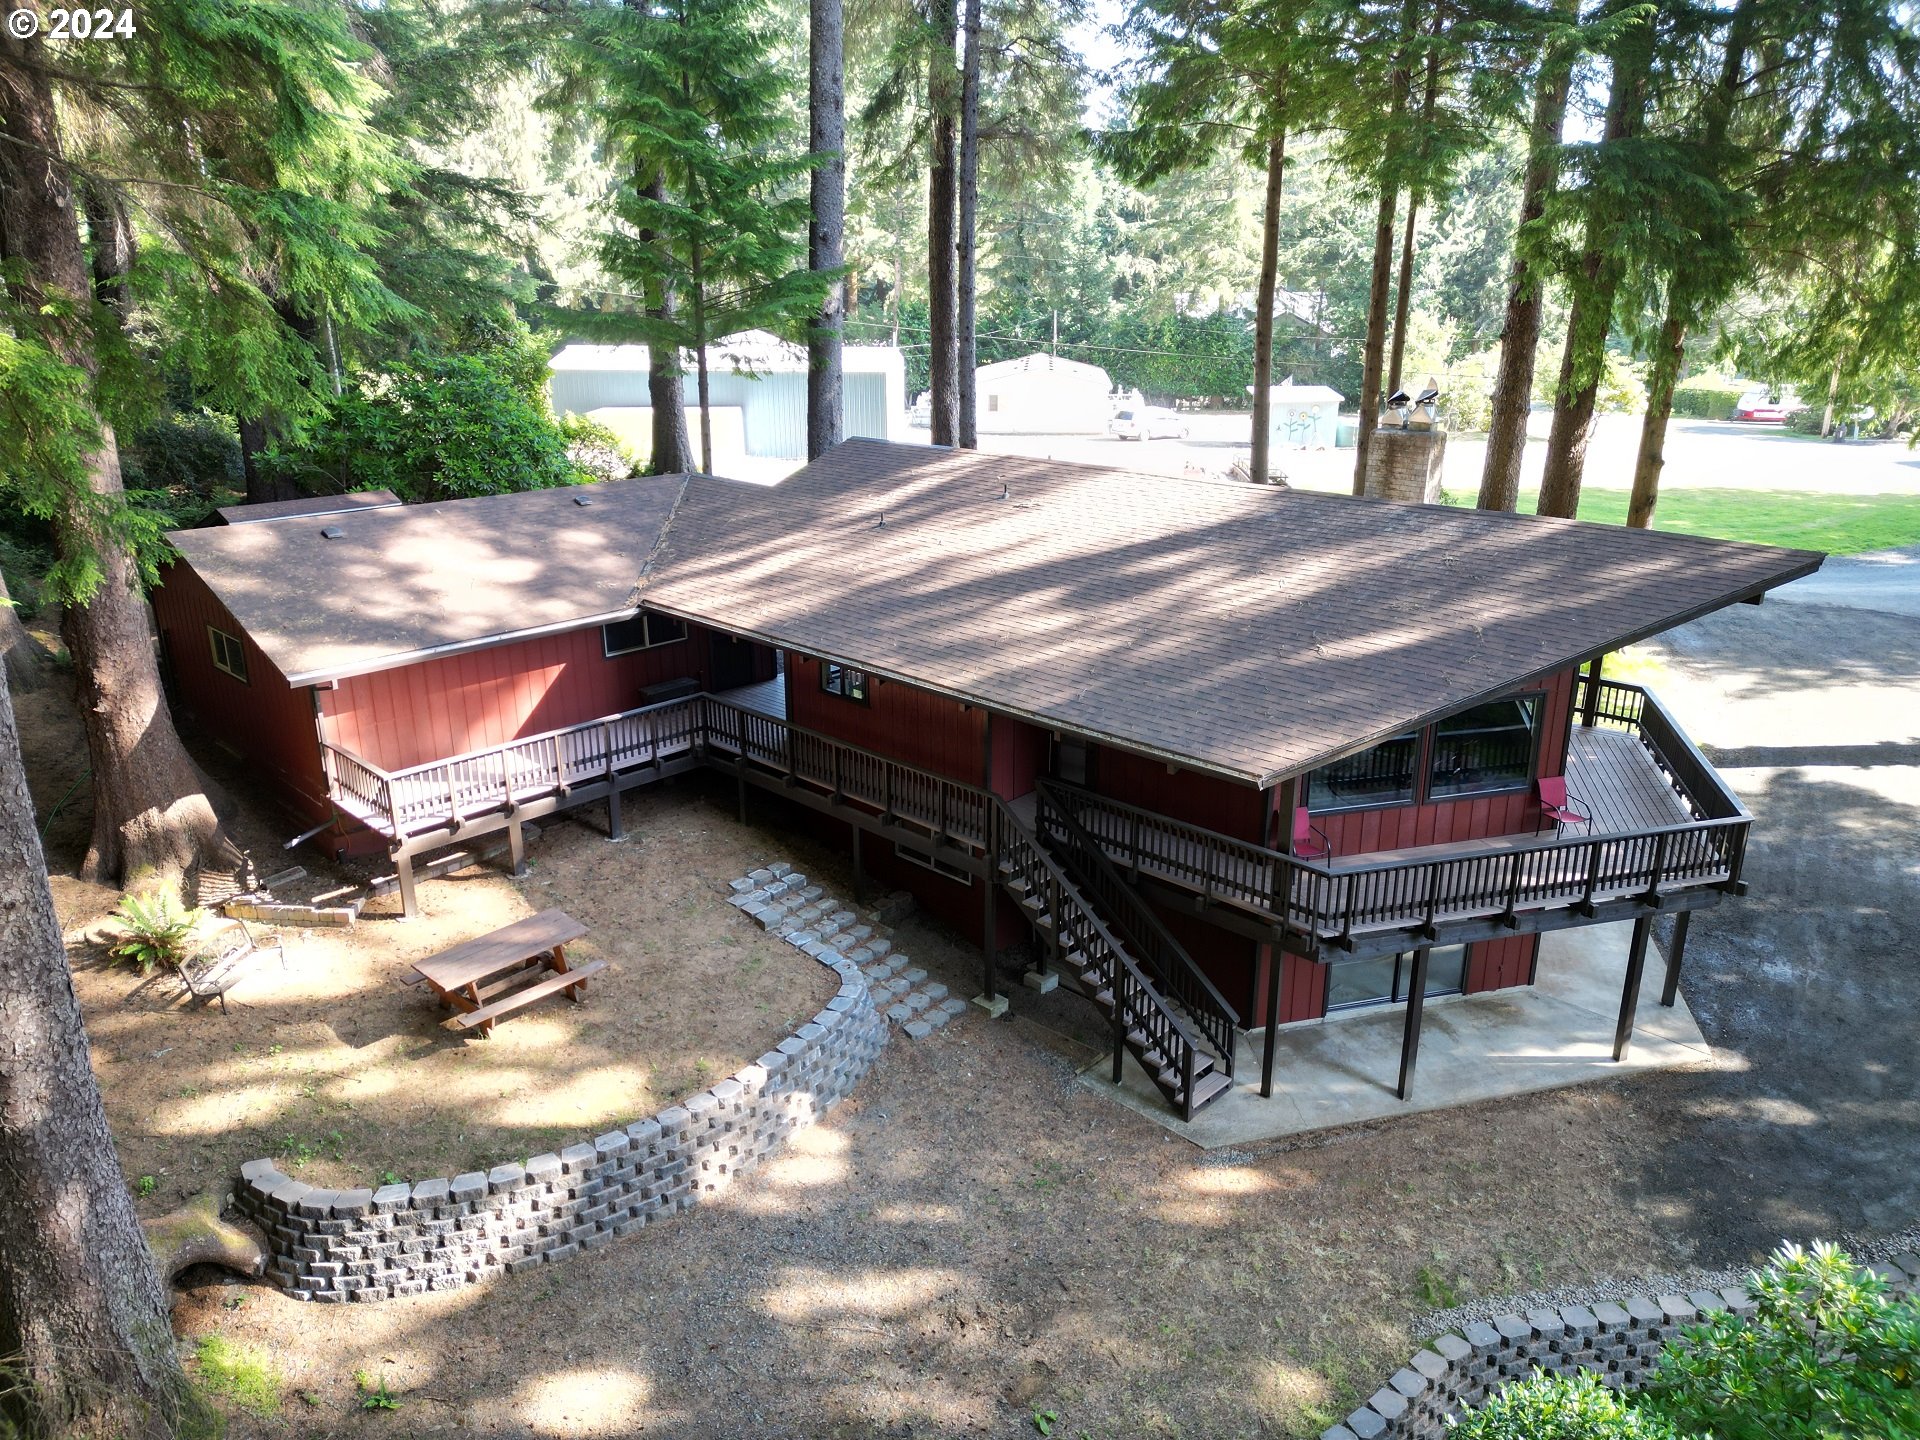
(1361, 425), (1447, 504)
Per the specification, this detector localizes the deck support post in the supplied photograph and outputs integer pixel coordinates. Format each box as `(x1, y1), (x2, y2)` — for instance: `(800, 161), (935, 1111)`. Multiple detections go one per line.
(395, 852), (419, 920)
(1660, 910), (1690, 1007)
(507, 817), (527, 878)
(980, 868), (999, 1003)
(606, 783), (624, 842)
(1582, 654), (1604, 726)
(852, 825), (865, 903)
(1260, 949), (1283, 1098)
(736, 769), (747, 824)
(1397, 946), (1430, 1101)
(1615, 915), (1652, 1060)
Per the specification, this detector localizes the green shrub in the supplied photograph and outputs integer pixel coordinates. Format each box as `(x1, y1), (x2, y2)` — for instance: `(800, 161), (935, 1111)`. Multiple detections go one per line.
(1646, 1242), (1920, 1440)
(1671, 374), (1746, 420)
(108, 891), (203, 973)
(120, 411), (243, 496)
(1785, 407), (1825, 435)
(560, 412), (638, 483)
(1449, 1369), (1679, 1439)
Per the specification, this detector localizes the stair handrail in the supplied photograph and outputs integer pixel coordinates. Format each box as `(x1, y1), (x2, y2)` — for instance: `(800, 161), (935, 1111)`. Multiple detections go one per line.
(989, 799), (1212, 1120)
(1035, 783), (1240, 1074)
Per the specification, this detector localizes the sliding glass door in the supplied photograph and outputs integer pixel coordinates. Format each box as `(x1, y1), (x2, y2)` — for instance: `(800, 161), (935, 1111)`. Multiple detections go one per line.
(1326, 945), (1468, 1012)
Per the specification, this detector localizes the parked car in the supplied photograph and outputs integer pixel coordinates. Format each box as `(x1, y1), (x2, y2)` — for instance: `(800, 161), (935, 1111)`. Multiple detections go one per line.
(1109, 406), (1189, 441)
(1732, 390), (1794, 423)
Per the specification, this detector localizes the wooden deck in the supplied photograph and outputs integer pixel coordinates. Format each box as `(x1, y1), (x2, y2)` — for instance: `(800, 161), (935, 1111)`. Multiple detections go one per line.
(716, 673), (788, 721)
(1565, 725), (1697, 834)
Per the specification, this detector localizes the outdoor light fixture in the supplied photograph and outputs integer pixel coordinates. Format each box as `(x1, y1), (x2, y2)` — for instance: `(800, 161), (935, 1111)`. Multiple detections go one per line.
(1411, 385), (1441, 430)
(1386, 389), (1413, 427)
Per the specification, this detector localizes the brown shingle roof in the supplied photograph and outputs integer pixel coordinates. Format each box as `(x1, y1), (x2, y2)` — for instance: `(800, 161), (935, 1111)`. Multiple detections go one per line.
(215, 490), (405, 525)
(171, 476), (687, 683)
(640, 440), (1822, 784)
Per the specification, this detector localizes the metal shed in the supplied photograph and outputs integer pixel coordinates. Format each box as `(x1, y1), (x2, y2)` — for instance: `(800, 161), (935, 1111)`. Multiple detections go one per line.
(549, 333), (907, 461)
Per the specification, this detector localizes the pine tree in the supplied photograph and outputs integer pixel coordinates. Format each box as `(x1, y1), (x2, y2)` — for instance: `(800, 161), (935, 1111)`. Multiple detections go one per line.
(589, 0), (827, 474)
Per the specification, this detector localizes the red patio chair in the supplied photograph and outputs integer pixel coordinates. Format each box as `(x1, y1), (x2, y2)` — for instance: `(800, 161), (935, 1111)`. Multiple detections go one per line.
(1292, 808), (1331, 861)
(1536, 776), (1591, 835)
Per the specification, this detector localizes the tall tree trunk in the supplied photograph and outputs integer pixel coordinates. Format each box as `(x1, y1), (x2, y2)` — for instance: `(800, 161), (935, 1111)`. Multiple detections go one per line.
(1627, 299), (1684, 529)
(1616, 0), (1758, 528)
(641, 172), (693, 475)
(1352, 181), (1402, 495)
(1249, 113), (1288, 486)
(0, 24), (225, 890)
(0, 683), (192, 1434)
(0, 570), (46, 693)
(80, 181), (133, 321)
(926, 0), (959, 447)
(1820, 354), (1842, 437)
(955, 0), (981, 449)
(1387, 27), (1443, 400)
(1352, 8), (1416, 496)
(806, 0), (845, 460)
(691, 237), (713, 475)
(1534, 18), (1654, 519)
(1478, 4), (1575, 512)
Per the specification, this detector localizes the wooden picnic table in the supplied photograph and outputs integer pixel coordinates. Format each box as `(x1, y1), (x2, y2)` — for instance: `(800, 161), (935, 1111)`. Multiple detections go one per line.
(412, 909), (604, 1036)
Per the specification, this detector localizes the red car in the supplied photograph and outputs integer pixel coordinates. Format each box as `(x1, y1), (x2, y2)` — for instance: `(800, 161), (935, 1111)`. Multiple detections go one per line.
(1733, 390), (1793, 423)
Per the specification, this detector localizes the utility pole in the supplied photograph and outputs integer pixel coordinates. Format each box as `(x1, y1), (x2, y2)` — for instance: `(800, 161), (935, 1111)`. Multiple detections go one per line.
(1051, 309), (1058, 357)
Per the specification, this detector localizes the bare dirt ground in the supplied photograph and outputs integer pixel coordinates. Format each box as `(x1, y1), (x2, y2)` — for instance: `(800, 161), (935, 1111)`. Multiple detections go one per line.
(21, 564), (1919, 1438)
(27, 678), (833, 1209)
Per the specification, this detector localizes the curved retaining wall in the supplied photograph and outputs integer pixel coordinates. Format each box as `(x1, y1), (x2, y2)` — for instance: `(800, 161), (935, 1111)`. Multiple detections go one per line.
(1328, 1254), (1920, 1440)
(234, 872), (888, 1303)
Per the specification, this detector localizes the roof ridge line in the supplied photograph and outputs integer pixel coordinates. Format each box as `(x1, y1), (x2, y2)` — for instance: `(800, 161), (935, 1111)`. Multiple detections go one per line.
(629, 472), (693, 606)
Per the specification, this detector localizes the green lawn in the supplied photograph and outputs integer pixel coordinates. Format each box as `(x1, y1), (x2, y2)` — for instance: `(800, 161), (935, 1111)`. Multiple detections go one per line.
(1440, 487), (1920, 555)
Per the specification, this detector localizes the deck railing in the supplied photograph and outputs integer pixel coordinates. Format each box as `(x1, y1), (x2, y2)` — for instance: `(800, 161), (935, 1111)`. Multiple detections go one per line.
(1035, 783), (1240, 1075)
(320, 678), (1746, 957)
(988, 799), (1213, 1119)
(1048, 679), (1749, 953)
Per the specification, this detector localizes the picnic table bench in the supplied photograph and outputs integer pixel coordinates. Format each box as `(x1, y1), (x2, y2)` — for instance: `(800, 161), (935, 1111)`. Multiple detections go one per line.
(412, 909), (604, 1037)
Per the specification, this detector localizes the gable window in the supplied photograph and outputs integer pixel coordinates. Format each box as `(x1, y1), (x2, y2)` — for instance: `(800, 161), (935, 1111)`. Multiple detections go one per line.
(1427, 695), (1541, 799)
(603, 611), (688, 657)
(207, 626), (249, 684)
(1307, 732), (1419, 811)
(820, 661), (869, 704)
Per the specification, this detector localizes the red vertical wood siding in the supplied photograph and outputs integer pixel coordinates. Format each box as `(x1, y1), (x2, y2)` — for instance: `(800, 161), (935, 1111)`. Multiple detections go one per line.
(150, 560), (331, 825)
(319, 621), (742, 772)
(1092, 746), (1267, 842)
(1465, 934), (1539, 993)
(989, 715), (1047, 800)
(1297, 667), (1578, 858)
(784, 656), (987, 785)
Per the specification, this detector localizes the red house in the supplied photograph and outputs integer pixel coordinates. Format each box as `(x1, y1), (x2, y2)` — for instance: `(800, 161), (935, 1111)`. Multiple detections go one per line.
(153, 441), (1820, 1118)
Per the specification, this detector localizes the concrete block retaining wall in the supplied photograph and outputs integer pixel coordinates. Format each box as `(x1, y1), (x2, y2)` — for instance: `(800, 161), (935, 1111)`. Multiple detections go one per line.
(1325, 1255), (1920, 1440)
(234, 871), (888, 1303)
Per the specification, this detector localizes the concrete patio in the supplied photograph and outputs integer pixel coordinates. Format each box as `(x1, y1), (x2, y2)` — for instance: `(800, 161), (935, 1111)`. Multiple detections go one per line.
(1084, 920), (1713, 1148)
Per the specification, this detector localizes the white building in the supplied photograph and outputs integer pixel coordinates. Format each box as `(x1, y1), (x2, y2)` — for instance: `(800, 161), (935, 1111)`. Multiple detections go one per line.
(1253, 379), (1346, 449)
(974, 352), (1115, 435)
(548, 333), (907, 462)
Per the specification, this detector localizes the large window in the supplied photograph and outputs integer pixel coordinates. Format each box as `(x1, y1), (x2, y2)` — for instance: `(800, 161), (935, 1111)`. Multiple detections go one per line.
(1426, 695), (1541, 799)
(1307, 732), (1420, 811)
(1327, 945), (1467, 1012)
(820, 662), (870, 703)
(602, 611), (688, 657)
(207, 626), (249, 683)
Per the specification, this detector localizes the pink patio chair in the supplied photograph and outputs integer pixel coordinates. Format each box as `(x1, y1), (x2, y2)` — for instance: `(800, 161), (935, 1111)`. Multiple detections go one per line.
(1292, 808), (1332, 861)
(1536, 776), (1592, 835)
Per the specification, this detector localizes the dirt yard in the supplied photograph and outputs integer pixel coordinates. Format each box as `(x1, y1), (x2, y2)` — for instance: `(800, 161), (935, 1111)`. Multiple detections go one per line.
(20, 561), (1920, 1439)
(27, 680), (834, 1208)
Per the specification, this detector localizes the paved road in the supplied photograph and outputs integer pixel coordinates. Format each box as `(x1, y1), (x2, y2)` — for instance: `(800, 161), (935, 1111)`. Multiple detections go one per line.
(1626, 552), (1920, 1255)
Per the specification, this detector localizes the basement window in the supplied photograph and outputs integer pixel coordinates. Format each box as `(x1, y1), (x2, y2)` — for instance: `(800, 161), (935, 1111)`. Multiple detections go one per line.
(207, 626), (249, 684)
(603, 611), (688, 657)
(895, 841), (970, 883)
(820, 662), (870, 704)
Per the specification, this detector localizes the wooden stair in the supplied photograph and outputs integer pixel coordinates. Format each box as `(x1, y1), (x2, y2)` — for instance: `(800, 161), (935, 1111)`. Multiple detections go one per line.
(997, 850), (1232, 1117)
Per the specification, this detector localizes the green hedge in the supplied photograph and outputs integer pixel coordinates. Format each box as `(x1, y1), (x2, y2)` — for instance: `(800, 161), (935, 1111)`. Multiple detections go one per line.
(1670, 376), (1745, 419)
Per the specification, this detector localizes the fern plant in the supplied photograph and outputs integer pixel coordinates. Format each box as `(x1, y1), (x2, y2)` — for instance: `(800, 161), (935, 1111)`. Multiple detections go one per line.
(108, 892), (202, 973)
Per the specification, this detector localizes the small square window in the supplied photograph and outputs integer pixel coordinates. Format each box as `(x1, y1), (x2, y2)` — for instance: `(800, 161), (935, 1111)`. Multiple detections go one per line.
(207, 626), (249, 684)
(820, 662), (869, 703)
(604, 611), (688, 657)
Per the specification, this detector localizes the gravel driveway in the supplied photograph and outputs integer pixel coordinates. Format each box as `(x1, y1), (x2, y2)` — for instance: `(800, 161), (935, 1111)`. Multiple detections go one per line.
(1624, 550), (1920, 1249)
